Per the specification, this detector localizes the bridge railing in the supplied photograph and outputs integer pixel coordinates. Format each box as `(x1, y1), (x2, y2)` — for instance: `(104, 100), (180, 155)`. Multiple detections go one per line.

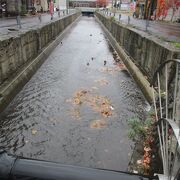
(151, 59), (180, 180)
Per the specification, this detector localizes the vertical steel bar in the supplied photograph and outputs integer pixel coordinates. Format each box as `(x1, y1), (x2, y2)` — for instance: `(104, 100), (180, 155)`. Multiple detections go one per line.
(152, 87), (165, 174)
(172, 63), (178, 122)
(168, 134), (173, 180)
(158, 73), (167, 175)
(165, 65), (169, 178)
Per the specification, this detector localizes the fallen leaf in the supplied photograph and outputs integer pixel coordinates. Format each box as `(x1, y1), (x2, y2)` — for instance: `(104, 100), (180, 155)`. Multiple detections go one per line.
(73, 97), (82, 105)
(90, 119), (106, 129)
(144, 147), (151, 152)
(94, 78), (108, 86)
(69, 108), (81, 119)
(137, 159), (142, 165)
(91, 86), (98, 90)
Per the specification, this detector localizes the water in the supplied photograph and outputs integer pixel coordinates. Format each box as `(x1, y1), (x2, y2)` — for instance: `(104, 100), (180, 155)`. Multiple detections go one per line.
(0, 16), (149, 171)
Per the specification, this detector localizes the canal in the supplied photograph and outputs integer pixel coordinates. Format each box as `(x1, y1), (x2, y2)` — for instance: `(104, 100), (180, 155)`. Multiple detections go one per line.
(0, 16), (149, 171)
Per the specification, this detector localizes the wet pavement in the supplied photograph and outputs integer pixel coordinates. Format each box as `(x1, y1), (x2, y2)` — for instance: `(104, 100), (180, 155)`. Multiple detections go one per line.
(0, 10), (75, 37)
(0, 16), (149, 171)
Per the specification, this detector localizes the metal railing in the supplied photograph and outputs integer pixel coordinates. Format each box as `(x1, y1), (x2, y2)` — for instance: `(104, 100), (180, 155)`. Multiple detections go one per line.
(151, 59), (180, 180)
(13, 9), (77, 29)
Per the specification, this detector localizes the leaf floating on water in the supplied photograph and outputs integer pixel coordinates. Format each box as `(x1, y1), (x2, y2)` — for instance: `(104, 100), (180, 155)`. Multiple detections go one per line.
(91, 86), (98, 90)
(70, 108), (81, 119)
(90, 119), (107, 129)
(67, 89), (113, 118)
(117, 63), (127, 70)
(94, 78), (108, 86)
(99, 66), (122, 75)
(144, 147), (151, 152)
(73, 97), (82, 105)
(31, 129), (37, 135)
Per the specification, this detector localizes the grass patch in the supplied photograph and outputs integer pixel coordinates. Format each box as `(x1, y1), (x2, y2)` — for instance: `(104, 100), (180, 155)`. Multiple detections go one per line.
(171, 42), (180, 48)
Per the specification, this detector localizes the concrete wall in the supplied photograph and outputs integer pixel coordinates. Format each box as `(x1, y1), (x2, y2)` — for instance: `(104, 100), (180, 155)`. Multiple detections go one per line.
(95, 12), (180, 82)
(0, 12), (81, 111)
(95, 12), (180, 106)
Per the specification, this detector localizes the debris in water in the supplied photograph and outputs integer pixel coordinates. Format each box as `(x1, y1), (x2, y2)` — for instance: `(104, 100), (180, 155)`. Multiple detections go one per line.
(87, 62), (90, 66)
(67, 89), (113, 118)
(110, 106), (114, 110)
(99, 66), (122, 75)
(91, 57), (94, 60)
(70, 108), (81, 119)
(90, 34), (92, 36)
(90, 119), (106, 129)
(137, 159), (142, 165)
(133, 170), (138, 174)
(94, 78), (108, 86)
(117, 63), (127, 70)
(91, 86), (98, 90)
(31, 129), (37, 135)
(73, 97), (82, 105)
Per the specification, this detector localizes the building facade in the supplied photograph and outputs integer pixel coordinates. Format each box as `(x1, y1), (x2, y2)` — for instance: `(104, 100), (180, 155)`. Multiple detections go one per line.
(69, 0), (96, 8)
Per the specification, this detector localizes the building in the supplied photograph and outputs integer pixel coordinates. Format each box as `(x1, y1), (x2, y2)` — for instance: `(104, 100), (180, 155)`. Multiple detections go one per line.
(54, 0), (67, 10)
(69, 0), (96, 8)
(33, 0), (48, 11)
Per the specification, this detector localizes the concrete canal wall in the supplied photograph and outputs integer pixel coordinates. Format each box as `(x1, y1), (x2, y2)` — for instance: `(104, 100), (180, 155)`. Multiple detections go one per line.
(0, 12), (81, 112)
(95, 12), (180, 103)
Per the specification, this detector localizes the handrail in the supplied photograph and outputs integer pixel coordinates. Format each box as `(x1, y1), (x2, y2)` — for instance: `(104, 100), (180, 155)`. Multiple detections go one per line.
(0, 151), (157, 180)
(150, 59), (180, 87)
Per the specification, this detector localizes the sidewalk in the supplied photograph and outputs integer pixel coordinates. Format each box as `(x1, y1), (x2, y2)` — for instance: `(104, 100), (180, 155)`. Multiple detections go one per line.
(103, 11), (180, 42)
(0, 10), (75, 37)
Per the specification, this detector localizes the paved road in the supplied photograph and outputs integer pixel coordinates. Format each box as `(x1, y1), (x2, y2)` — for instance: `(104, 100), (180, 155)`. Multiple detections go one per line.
(102, 11), (180, 42)
(0, 16), (149, 171)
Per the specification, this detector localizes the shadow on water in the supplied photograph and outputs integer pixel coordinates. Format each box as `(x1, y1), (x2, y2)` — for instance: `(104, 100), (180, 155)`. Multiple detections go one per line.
(121, 69), (131, 77)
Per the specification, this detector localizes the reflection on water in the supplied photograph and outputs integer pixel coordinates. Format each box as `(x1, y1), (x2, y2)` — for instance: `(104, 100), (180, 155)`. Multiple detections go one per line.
(0, 16), (149, 171)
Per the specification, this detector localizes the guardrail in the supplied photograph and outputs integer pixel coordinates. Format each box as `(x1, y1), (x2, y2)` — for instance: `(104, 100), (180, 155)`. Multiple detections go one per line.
(151, 59), (180, 180)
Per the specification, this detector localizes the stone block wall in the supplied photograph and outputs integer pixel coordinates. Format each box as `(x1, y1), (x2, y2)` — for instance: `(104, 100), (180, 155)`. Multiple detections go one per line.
(0, 12), (80, 86)
(95, 12), (180, 81)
